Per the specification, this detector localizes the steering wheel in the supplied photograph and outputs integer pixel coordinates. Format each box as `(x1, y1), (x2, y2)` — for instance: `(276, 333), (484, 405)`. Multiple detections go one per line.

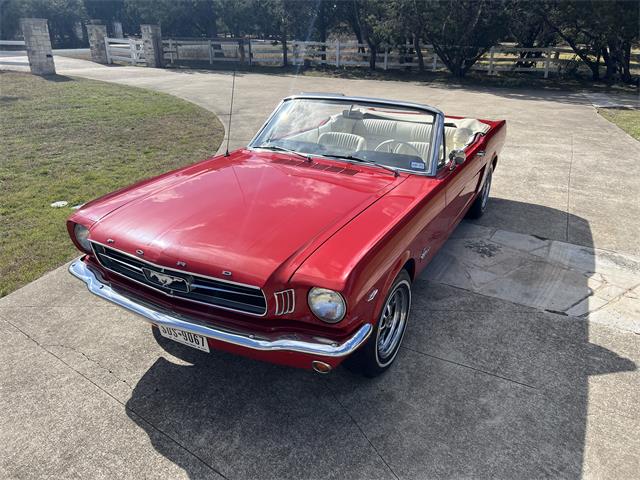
(374, 139), (422, 157)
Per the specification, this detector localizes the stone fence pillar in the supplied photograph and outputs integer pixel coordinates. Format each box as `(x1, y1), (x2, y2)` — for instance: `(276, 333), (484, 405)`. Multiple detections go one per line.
(141, 24), (163, 68)
(86, 24), (108, 64)
(19, 18), (55, 75)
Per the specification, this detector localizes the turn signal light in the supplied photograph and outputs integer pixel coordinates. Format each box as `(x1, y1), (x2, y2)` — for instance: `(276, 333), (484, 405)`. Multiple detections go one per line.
(312, 360), (332, 374)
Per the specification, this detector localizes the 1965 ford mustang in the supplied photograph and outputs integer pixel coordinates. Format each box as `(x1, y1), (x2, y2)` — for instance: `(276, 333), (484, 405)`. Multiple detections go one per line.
(68, 94), (506, 376)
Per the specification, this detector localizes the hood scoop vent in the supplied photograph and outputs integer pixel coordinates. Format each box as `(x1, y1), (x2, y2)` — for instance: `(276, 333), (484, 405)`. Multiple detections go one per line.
(271, 158), (358, 176)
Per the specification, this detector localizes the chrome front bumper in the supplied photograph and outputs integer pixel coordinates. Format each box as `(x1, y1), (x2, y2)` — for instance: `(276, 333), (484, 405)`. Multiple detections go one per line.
(69, 259), (372, 358)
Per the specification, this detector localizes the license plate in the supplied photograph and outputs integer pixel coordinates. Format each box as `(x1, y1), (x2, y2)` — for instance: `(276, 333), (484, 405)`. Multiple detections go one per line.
(158, 325), (210, 352)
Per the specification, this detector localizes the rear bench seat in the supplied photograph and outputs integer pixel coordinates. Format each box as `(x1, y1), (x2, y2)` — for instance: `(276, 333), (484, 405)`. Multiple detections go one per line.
(348, 118), (474, 158)
(296, 115), (482, 159)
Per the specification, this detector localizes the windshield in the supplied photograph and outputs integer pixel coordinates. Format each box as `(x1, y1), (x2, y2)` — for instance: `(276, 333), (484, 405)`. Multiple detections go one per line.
(250, 98), (438, 174)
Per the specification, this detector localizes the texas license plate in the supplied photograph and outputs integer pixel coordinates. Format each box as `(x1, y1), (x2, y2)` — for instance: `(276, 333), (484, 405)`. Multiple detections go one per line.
(158, 325), (210, 352)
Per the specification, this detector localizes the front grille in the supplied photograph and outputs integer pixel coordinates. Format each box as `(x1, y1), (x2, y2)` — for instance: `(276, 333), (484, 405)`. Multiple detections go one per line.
(92, 243), (267, 316)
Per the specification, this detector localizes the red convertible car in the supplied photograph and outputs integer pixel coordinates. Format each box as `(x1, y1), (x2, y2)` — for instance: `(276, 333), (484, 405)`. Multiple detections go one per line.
(68, 94), (506, 376)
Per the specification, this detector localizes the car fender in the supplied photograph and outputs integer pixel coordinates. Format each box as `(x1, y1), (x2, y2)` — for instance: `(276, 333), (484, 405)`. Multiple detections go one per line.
(370, 250), (413, 323)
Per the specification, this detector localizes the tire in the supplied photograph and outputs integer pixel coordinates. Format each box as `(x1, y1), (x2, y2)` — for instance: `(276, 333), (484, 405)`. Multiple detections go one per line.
(346, 270), (412, 377)
(467, 164), (493, 219)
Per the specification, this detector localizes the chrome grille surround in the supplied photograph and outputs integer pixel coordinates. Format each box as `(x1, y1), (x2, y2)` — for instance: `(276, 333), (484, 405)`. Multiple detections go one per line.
(274, 289), (295, 315)
(91, 242), (267, 316)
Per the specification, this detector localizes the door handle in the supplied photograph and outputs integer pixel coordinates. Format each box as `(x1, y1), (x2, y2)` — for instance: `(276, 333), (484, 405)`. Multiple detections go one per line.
(476, 150), (485, 157)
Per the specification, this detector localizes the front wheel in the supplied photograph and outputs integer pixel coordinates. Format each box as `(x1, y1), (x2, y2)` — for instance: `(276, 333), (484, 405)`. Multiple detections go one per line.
(346, 270), (412, 377)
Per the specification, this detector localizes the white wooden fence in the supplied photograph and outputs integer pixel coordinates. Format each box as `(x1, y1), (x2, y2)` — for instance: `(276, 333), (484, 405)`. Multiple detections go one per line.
(104, 37), (145, 65)
(252, 41), (640, 78)
(0, 40), (26, 48)
(163, 38), (247, 64)
(476, 46), (578, 77)
(158, 38), (600, 78)
(103, 36), (640, 78)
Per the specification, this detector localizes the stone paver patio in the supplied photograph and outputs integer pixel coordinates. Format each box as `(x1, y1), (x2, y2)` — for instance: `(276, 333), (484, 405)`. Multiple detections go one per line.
(425, 223), (640, 333)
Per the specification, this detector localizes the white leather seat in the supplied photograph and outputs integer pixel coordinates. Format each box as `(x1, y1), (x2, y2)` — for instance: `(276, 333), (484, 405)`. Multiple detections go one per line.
(407, 123), (433, 143)
(393, 141), (430, 160)
(353, 119), (397, 149)
(317, 132), (366, 152)
(313, 116), (479, 159)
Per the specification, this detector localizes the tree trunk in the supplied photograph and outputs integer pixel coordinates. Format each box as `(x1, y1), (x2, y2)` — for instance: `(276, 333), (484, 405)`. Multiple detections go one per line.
(601, 47), (616, 83)
(238, 38), (246, 64)
(621, 41), (632, 84)
(446, 57), (465, 77)
(593, 52), (601, 82)
(347, 2), (366, 54)
(368, 42), (377, 70)
(437, 47), (466, 78)
(282, 30), (288, 67)
(543, 18), (601, 81)
(575, 47), (600, 81)
(461, 46), (492, 77)
(413, 33), (424, 71)
(318, 4), (327, 63)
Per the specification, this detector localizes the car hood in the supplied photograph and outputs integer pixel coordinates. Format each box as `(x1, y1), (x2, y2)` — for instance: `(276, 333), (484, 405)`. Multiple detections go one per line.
(87, 150), (402, 287)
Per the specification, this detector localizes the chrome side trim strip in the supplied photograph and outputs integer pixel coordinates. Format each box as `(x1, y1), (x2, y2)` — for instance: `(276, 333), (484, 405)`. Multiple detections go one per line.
(69, 259), (371, 358)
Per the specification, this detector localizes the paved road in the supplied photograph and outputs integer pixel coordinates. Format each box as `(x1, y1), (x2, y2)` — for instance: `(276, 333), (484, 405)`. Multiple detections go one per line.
(1, 56), (639, 479)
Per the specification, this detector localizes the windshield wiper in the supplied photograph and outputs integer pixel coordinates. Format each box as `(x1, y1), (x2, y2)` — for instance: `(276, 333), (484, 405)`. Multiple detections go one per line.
(320, 154), (399, 177)
(253, 144), (311, 161)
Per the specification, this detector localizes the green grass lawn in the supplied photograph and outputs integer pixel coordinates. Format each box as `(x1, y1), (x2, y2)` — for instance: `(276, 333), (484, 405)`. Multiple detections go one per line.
(0, 71), (224, 297)
(598, 108), (640, 141)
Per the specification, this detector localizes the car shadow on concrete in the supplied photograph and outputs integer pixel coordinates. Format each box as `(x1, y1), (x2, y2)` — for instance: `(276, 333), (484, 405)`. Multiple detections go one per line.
(125, 200), (636, 480)
(474, 197), (591, 247)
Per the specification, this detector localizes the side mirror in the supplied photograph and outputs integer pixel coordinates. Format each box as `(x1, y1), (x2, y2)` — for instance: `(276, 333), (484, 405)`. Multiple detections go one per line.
(448, 149), (466, 169)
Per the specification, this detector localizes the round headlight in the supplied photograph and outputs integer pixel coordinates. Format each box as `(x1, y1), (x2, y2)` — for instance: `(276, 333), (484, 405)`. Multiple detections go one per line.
(73, 223), (91, 252)
(308, 287), (346, 323)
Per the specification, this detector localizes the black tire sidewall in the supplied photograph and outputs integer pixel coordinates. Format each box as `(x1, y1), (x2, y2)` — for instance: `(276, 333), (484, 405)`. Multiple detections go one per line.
(480, 167), (493, 214)
(348, 270), (412, 377)
(374, 275), (412, 368)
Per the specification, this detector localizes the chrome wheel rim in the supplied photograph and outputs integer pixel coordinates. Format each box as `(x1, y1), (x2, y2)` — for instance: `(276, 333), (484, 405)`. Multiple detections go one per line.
(481, 169), (492, 209)
(376, 281), (411, 366)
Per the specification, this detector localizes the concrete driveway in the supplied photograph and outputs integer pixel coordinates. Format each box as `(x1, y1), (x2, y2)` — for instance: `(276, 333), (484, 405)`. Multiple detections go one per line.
(1, 56), (639, 479)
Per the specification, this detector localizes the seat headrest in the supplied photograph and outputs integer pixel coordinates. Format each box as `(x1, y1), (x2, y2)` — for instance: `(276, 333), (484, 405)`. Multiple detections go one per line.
(318, 132), (366, 151)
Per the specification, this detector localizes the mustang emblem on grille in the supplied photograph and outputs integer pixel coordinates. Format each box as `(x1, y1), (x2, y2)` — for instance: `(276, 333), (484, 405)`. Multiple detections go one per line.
(142, 268), (191, 293)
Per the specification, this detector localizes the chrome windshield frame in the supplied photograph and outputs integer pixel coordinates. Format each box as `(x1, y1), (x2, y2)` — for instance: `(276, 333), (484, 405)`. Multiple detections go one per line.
(248, 94), (446, 177)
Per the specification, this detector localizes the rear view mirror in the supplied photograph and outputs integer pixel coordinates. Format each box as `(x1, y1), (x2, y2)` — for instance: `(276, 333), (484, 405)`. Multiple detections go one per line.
(449, 149), (466, 168)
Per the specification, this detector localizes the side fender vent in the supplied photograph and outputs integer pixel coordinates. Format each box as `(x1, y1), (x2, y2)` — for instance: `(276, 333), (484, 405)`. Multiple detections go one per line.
(274, 289), (295, 315)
